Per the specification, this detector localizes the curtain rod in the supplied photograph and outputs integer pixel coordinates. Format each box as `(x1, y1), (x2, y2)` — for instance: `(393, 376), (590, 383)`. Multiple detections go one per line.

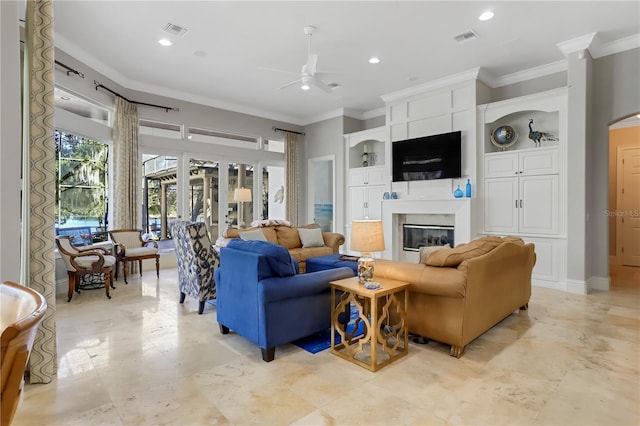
(272, 127), (305, 135)
(94, 81), (179, 112)
(55, 60), (84, 79)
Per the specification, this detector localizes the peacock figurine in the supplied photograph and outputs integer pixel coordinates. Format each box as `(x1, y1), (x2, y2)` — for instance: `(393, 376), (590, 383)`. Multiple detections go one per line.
(528, 119), (557, 147)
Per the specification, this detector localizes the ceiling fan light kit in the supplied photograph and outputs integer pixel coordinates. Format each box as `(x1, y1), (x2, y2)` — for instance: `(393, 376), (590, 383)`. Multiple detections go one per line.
(266, 25), (338, 94)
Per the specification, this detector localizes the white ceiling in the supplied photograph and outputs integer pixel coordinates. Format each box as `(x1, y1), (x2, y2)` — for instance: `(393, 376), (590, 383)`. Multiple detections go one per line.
(52, 1), (640, 125)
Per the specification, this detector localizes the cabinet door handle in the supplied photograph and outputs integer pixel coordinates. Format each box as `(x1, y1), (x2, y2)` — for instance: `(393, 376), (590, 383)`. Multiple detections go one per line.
(520, 199), (523, 208)
(515, 200), (518, 209)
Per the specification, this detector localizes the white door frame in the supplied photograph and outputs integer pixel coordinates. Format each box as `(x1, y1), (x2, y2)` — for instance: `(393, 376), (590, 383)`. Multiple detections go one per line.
(616, 145), (640, 265)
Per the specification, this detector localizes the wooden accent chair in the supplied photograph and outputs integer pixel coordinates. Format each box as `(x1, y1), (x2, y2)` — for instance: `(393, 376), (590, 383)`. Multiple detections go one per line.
(1, 281), (47, 426)
(108, 229), (160, 284)
(55, 236), (115, 302)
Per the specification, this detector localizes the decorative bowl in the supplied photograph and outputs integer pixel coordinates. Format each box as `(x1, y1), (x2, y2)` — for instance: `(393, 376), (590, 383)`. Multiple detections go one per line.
(490, 125), (518, 150)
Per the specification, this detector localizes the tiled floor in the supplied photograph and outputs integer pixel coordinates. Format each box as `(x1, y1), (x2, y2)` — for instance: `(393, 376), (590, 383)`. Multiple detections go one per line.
(12, 265), (640, 425)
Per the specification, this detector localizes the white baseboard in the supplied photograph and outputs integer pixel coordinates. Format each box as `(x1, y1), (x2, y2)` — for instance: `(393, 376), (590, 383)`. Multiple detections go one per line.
(588, 276), (610, 291)
(532, 279), (561, 291)
(565, 279), (588, 295)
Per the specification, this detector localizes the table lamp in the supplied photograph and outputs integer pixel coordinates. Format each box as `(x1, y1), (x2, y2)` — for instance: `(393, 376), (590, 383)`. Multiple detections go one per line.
(350, 219), (385, 284)
(234, 187), (252, 228)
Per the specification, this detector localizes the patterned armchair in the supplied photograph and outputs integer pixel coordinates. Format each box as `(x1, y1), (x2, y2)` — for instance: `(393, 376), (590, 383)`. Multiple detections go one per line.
(170, 221), (219, 314)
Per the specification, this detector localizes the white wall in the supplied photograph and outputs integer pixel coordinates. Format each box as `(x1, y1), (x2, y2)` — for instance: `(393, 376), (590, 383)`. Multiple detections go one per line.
(590, 48), (640, 281)
(302, 116), (348, 231)
(0, 1), (22, 283)
(565, 50), (590, 293)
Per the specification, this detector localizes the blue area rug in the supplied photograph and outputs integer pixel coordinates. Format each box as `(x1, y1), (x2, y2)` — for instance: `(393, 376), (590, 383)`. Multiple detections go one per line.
(293, 306), (364, 354)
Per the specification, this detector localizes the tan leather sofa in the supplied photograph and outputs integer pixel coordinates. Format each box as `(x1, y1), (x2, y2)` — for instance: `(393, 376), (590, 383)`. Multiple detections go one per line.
(374, 236), (535, 358)
(223, 224), (345, 273)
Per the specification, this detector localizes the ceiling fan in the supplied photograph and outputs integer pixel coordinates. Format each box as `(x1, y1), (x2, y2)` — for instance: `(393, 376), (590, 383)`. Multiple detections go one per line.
(263, 26), (338, 93)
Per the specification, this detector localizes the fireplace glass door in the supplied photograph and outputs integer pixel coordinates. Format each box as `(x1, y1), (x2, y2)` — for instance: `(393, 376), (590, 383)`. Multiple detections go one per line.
(403, 224), (454, 251)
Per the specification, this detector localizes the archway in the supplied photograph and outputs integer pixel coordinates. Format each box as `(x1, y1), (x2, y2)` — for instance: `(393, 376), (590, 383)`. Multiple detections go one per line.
(608, 113), (640, 290)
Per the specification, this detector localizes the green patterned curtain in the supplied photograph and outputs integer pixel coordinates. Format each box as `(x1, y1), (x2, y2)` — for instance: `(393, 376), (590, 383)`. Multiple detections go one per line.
(23, 0), (57, 384)
(112, 97), (139, 229)
(284, 132), (299, 225)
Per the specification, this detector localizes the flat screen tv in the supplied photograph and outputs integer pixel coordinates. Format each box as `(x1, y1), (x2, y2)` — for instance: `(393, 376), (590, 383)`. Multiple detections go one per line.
(392, 130), (462, 182)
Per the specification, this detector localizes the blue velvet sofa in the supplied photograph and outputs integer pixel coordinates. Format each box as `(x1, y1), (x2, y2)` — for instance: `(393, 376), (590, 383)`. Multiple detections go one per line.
(215, 239), (354, 362)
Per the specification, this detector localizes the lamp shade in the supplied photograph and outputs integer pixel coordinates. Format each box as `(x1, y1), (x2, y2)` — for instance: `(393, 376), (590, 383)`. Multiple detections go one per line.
(234, 187), (252, 202)
(350, 220), (385, 253)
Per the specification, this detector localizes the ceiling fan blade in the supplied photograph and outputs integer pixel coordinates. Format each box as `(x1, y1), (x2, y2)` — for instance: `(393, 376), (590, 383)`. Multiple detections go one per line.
(306, 53), (318, 75)
(278, 79), (302, 90)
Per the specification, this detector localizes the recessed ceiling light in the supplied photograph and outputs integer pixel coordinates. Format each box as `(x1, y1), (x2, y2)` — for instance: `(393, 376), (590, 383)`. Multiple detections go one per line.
(478, 11), (494, 21)
(60, 96), (71, 100)
(301, 84), (310, 91)
(368, 57), (380, 64)
(158, 38), (172, 47)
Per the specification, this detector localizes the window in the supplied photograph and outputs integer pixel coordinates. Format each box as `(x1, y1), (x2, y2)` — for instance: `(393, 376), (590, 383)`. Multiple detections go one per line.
(139, 119), (183, 139)
(55, 131), (109, 242)
(188, 127), (258, 149)
(264, 139), (285, 153)
(142, 154), (178, 241)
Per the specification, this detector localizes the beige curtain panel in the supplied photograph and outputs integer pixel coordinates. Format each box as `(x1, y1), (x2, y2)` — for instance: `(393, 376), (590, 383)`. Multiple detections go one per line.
(285, 132), (299, 225)
(112, 97), (140, 230)
(24, 0), (57, 384)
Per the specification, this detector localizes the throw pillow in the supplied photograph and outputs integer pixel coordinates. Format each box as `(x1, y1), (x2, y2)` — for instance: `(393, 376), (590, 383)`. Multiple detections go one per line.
(239, 228), (267, 241)
(418, 244), (451, 264)
(426, 236), (502, 267)
(298, 227), (325, 248)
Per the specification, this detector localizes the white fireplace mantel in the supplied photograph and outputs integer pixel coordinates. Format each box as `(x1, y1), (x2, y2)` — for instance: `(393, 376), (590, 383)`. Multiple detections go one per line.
(381, 199), (471, 260)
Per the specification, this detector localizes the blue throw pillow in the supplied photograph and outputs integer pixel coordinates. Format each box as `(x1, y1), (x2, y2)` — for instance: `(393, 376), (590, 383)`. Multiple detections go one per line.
(227, 239), (297, 277)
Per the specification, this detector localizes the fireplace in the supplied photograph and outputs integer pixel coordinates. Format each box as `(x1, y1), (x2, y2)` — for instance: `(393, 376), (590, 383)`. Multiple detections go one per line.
(402, 224), (454, 252)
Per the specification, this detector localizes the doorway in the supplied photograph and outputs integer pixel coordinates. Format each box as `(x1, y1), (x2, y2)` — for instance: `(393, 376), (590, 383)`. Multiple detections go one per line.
(609, 116), (640, 264)
(608, 114), (640, 290)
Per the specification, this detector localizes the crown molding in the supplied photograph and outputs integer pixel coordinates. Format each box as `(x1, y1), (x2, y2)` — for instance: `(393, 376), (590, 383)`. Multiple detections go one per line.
(557, 32), (640, 60)
(361, 107), (386, 120)
(380, 68), (481, 103)
(591, 33), (640, 59)
(557, 32), (598, 56)
(491, 60), (568, 88)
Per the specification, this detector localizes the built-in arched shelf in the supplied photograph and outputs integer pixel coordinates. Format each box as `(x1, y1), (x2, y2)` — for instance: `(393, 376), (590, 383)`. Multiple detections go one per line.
(345, 126), (386, 169)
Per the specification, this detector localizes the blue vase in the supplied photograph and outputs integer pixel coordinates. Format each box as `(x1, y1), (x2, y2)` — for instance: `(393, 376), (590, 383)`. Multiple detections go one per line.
(466, 179), (472, 198)
(454, 185), (464, 198)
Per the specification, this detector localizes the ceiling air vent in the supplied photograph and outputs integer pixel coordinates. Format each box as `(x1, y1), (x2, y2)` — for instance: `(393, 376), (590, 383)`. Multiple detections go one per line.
(453, 30), (479, 43)
(162, 23), (188, 36)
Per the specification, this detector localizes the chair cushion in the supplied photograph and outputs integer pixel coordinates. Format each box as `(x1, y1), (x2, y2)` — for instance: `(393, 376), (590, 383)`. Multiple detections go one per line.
(227, 239), (297, 277)
(74, 255), (116, 269)
(123, 247), (158, 257)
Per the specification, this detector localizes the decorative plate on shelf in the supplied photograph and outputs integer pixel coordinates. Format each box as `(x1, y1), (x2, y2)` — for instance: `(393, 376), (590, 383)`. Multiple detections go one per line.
(490, 125), (518, 151)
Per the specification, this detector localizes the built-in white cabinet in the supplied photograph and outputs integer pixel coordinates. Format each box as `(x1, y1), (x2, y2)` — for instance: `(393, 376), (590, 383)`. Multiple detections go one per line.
(348, 184), (385, 222)
(344, 127), (388, 254)
(479, 88), (567, 289)
(348, 166), (385, 187)
(484, 148), (560, 235)
(484, 147), (559, 178)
